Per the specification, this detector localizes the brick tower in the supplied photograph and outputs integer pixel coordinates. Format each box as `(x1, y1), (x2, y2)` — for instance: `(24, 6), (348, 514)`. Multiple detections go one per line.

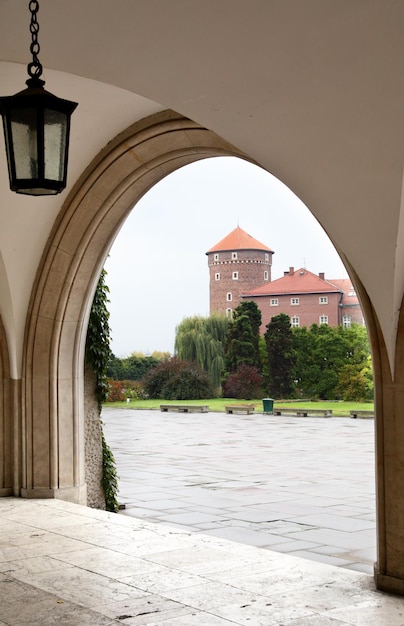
(206, 226), (274, 316)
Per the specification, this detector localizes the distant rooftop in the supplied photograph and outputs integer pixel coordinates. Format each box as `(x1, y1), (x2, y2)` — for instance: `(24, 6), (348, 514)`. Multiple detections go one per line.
(206, 226), (274, 254)
(243, 267), (349, 297)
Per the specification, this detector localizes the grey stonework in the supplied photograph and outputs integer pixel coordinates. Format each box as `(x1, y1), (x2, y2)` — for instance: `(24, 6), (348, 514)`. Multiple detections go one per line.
(84, 364), (105, 509)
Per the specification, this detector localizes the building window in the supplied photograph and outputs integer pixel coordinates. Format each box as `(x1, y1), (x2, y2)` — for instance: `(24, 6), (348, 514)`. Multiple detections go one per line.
(265, 253), (269, 261)
(215, 273), (220, 281)
(291, 297), (299, 305)
(232, 271), (238, 280)
(226, 292), (232, 302)
(226, 308), (233, 318)
(291, 316), (300, 327)
(264, 271), (269, 281)
(231, 252), (238, 260)
(319, 296), (328, 304)
(270, 298), (278, 306)
(320, 315), (328, 325)
(343, 314), (351, 328)
(214, 253), (219, 261)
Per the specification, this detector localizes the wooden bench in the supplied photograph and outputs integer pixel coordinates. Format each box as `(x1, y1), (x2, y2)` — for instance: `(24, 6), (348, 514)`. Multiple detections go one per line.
(225, 405), (255, 415)
(350, 410), (374, 419)
(274, 408), (332, 417)
(160, 405), (209, 413)
(295, 409), (332, 417)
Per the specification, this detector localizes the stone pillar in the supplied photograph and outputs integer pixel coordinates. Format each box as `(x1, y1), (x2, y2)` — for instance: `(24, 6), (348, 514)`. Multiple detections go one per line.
(0, 317), (14, 496)
(374, 307), (404, 594)
(84, 364), (105, 509)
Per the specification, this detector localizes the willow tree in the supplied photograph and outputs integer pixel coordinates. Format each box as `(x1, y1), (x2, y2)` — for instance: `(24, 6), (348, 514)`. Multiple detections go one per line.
(174, 314), (229, 388)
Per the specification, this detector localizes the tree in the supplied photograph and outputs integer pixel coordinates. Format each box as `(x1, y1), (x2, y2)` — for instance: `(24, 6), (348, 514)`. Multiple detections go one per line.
(175, 314), (229, 388)
(223, 364), (264, 400)
(107, 354), (159, 381)
(224, 301), (262, 373)
(336, 358), (374, 401)
(292, 323), (373, 400)
(265, 313), (296, 398)
(142, 357), (213, 400)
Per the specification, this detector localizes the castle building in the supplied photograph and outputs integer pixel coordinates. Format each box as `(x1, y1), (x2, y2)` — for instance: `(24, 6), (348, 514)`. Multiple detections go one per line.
(206, 226), (274, 316)
(207, 229), (363, 329)
(243, 267), (364, 330)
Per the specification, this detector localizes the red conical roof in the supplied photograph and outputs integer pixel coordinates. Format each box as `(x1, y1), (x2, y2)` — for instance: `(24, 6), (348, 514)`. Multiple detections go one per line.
(206, 226), (273, 254)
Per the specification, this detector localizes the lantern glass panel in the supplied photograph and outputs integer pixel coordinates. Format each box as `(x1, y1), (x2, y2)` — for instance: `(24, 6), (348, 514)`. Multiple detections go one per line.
(44, 108), (66, 182)
(11, 107), (38, 179)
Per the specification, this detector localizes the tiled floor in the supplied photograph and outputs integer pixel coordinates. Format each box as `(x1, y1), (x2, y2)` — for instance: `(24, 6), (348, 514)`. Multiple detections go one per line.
(102, 409), (376, 574)
(1, 497), (404, 626)
(1, 409), (388, 625)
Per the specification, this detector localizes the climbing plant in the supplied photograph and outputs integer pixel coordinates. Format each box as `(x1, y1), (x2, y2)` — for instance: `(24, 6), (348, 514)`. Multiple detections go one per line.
(85, 269), (119, 512)
(85, 269), (112, 409)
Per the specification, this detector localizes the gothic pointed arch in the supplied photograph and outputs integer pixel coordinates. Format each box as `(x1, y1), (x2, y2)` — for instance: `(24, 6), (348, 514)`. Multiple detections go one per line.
(21, 110), (248, 499)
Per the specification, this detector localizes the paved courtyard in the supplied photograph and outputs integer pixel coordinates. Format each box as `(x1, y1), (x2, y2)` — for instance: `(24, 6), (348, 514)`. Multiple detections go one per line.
(102, 408), (376, 575)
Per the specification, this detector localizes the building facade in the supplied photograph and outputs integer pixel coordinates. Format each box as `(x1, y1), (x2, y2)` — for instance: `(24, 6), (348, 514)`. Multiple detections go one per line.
(243, 267), (364, 330)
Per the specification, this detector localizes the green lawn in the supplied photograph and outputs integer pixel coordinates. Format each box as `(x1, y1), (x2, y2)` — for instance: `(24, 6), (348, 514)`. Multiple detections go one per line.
(104, 398), (374, 417)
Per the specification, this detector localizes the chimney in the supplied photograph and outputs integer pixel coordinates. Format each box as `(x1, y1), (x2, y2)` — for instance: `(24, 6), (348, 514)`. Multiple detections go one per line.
(289, 266), (294, 275)
(319, 272), (325, 280)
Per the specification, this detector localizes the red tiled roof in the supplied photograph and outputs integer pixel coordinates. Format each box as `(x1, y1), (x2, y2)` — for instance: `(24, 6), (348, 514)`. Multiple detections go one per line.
(328, 278), (360, 305)
(206, 226), (273, 254)
(243, 268), (343, 297)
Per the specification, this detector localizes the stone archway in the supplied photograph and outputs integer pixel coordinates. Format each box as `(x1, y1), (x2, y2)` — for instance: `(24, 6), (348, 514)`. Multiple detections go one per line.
(18, 107), (404, 594)
(21, 110), (248, 502)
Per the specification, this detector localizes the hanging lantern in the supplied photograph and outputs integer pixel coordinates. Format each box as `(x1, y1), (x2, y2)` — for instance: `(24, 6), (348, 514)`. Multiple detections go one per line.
(0, 1), (77, 195)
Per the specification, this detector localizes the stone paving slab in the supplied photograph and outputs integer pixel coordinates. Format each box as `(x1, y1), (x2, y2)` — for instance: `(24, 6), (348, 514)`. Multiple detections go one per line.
(102, 408), (376, 574)
(3, 497), (402, 626)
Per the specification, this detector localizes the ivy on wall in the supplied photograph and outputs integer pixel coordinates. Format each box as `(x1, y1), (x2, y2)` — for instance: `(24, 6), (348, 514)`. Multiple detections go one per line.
(85, 269), (119, 512)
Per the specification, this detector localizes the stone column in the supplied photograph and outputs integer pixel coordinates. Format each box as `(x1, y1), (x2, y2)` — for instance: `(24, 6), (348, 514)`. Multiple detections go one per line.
(374, 308), (404, 594)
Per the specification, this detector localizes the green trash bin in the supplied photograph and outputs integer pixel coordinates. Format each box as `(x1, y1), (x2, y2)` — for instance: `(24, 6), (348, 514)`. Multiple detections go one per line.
(263, 398), (274, 414)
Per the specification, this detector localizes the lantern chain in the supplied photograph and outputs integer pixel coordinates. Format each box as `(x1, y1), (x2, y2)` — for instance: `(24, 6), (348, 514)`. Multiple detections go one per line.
(27, 0), (43, 80)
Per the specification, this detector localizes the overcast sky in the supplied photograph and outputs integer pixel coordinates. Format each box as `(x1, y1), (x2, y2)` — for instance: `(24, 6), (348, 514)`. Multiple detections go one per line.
(104, 156), (348, 357)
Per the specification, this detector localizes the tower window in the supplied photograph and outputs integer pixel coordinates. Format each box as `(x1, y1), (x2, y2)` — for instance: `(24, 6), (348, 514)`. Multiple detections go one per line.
(214, 253), (219, 261)
(264, 271), (269, 281)
(232, 271), (238, 280)
(265, 253), (269, 261)
(231, 252), (238, 260)
(226, 308), (233, 318)
(215, 273), (220, 281)
(226, 292), (232, 302)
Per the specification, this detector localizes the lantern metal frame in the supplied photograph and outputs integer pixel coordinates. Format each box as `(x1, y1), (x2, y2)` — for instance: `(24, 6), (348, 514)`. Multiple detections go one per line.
(0, 1), (77, 196)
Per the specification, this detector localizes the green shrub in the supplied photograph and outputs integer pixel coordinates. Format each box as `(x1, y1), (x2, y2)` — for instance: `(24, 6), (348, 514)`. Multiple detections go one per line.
(107, 379), (146, 402)
(101, 429), (119, 512)
(223, 364), (265, 400)
(142, 357), (213, 400)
